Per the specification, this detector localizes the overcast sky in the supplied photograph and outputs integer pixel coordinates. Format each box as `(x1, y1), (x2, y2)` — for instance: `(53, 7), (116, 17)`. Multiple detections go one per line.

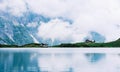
(0, 0), (120, 43)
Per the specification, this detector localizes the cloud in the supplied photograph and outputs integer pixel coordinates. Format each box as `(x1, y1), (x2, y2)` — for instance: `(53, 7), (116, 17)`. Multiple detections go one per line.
(37, 18), (87, 43)
(0, 0), (26, 16)
(35, 0), (120, 42)
(0, 0), (120, 42)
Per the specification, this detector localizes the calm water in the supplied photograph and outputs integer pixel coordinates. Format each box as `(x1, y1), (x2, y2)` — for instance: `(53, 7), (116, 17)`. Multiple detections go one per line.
(0, 48), (120, 72)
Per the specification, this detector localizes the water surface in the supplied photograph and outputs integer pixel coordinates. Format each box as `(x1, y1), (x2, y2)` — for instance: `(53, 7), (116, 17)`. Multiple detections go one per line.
(0, 48), (120, 72)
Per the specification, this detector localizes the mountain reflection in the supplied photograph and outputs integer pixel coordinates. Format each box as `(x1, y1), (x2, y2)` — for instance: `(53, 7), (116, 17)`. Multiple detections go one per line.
(0, 49), (120, 72)
(85, 53), (105, 63)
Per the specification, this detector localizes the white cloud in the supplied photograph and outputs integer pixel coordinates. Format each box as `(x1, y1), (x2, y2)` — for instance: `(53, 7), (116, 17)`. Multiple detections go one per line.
(0, 0), (26, 16)
(37, 18), (87, 43)
(0, 0), (120, 42)
(38, 18), (72, 41)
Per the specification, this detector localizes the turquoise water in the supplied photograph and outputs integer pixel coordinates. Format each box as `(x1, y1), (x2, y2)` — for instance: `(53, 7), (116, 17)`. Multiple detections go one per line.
(0, 48), (120, 72)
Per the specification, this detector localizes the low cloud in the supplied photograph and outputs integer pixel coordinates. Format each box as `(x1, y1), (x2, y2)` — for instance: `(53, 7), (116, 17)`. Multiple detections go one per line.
(37, 18), (87, 43)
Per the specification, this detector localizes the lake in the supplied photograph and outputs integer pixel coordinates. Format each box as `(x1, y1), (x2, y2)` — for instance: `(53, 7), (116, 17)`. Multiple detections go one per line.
(0, 48), (120, 72)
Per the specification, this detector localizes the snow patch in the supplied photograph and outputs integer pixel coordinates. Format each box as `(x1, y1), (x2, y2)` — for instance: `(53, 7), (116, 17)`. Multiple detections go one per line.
(13, 21), (20, 26)
(30, 34), (39, 43)
(27, 22), (38, 28)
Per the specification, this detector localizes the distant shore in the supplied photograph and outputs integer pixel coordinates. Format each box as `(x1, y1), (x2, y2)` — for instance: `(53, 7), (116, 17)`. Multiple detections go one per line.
(0, 38), (120, 48)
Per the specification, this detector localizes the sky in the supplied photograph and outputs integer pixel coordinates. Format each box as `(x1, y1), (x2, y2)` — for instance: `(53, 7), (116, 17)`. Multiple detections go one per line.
(0, 0), (120, 43)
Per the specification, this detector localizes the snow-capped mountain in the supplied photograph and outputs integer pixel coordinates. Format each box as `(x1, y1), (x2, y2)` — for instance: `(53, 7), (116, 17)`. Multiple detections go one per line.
(0, 11), (50, 45)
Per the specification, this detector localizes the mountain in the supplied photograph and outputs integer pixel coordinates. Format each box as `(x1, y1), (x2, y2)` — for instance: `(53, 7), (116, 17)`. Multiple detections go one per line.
(54, 38), (120, 47)
(0, 11), (76, 46)
(0, 12), (50, 45)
